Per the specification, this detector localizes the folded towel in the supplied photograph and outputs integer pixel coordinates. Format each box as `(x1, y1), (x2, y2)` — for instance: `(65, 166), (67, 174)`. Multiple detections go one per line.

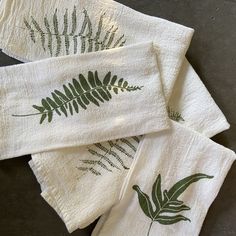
(169, 58), (230, 137)
(0, 0), (193, 100)
(29, 137), (139, 232)
(0, 0), (229, 137)
(0, 0), (231, 232)
(0, 42), (169, 160)
(92, 121), (236, 236)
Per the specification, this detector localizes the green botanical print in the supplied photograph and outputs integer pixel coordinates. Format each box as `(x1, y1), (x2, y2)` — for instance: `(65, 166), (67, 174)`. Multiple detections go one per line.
(23, 7), (185, 177)
(133, 173), (213, 236)
(24, 7), (126, 56)
(167, 106), (184, 122)
(23, 7), (143, 174)
(77, 136), (141, 176)
(12, 71), (143, 124)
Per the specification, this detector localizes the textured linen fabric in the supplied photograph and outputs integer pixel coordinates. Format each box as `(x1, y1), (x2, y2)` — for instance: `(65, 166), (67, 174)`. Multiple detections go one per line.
(29, 137), (140, 232)
(0, 0), (193, 100)
(0, 42), (169, 160)
(0, 0), (232, 233)
(92, 121), (236, 236)
(0, 0), (229, 137)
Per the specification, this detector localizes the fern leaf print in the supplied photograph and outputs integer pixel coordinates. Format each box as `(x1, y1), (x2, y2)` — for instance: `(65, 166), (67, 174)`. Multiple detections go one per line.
(167, 106), (185, 122)
(24, 7), (126, 56)
(133, 173), (214, 236)
(77, 137), (141, 177)
(22, 8), (140, 178)
(12, 71), (143, 124)
(22, 8), (187, 181)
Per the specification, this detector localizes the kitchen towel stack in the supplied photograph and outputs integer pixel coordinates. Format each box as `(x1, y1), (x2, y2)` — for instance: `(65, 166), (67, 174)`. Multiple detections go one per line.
(0, 0), (235, 235)
(0, 0), (229, 136)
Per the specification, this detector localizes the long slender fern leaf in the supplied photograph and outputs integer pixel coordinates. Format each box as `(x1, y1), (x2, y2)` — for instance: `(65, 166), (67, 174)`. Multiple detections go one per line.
(24, 7), (127, 56)
(77, 166), (101, 176)
(81, 160), (112, 172)
(78, 138), (133, 176)
(62, 9), (70, 55)
(44, 17), (53, 56)
(132, 136), (141, 144)
(31, 16), (46, 51)
(133, 173), (213, 235)
(53, 9), (62, 56)
(95, 143), (129, 170)
(12, 71), (143, 124)
(110, 141), (134, 159)
(94, 13), (105, 51)
(88, 149), (121, 170)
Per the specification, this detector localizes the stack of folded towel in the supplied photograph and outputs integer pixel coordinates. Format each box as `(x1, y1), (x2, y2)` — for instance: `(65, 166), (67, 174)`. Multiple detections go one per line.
(0, 0), (234, 235)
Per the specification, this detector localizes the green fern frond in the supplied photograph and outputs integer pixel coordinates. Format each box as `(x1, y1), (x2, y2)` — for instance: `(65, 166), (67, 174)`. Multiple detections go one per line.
(44, 17), (53, 56)
(132, 136), (141, 144)
(70, 6), (77, 35)
(81, 160), (112, 172)
(12, 71), (143, 124)
(167, 106), (185, 122)
(88, 149), (121, 170)
(109, 141), (134, 159)
(62, 9), (70, 55)
(24, 7), (126, 56)
(95, 143), (130, 170)
(53, 9), (62, 57)
(77, 137), (139, 176)
(24, 18), (36, 43)
(120, 138), (137, 152)
(94, 13), (105, 51)
(133, 173), (213, 236)
(78, 141), (120, 176)
(31, 16), (46, 51)
(77, 166), (101, 176)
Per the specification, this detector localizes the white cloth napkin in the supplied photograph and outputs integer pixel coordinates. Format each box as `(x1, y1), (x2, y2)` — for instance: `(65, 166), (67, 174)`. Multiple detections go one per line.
(92, 121), (236, 236)
(0, 42), (169, 160)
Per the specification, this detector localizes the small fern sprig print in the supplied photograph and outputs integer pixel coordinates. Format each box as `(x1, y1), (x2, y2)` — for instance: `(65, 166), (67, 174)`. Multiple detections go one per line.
(133, 173), (213, 236)
(77, 136), (141, 177)
(78, 140), (124, 176)
(12, 71), (143, 124)
(167, 106), (184, 122)
(23, 7), (126, 56)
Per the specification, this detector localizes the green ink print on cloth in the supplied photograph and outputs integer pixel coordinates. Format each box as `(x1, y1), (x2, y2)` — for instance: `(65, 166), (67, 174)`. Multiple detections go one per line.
(23, 7), (187, 173)
(133, 173), (213, 236)
(77, 137), (141, 177)
(167, 106), (185, 122)
(12, 71), (143, 124)
(24, 7), (126, 56)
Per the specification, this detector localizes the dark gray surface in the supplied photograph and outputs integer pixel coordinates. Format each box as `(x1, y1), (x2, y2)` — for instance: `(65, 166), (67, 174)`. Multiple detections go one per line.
(0, 0), (235, 235)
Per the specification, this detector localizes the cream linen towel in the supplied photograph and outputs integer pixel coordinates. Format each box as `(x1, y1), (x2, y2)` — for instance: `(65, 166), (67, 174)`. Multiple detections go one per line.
(0, 42), (169, 160)
(0, 0), (193, 100)
(0, 0), (229, 135)
(0, 0), (231, 232)
(29, 136), (140, 232)
(92, 121), (236, 236)
(168, 58), (229, 137)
